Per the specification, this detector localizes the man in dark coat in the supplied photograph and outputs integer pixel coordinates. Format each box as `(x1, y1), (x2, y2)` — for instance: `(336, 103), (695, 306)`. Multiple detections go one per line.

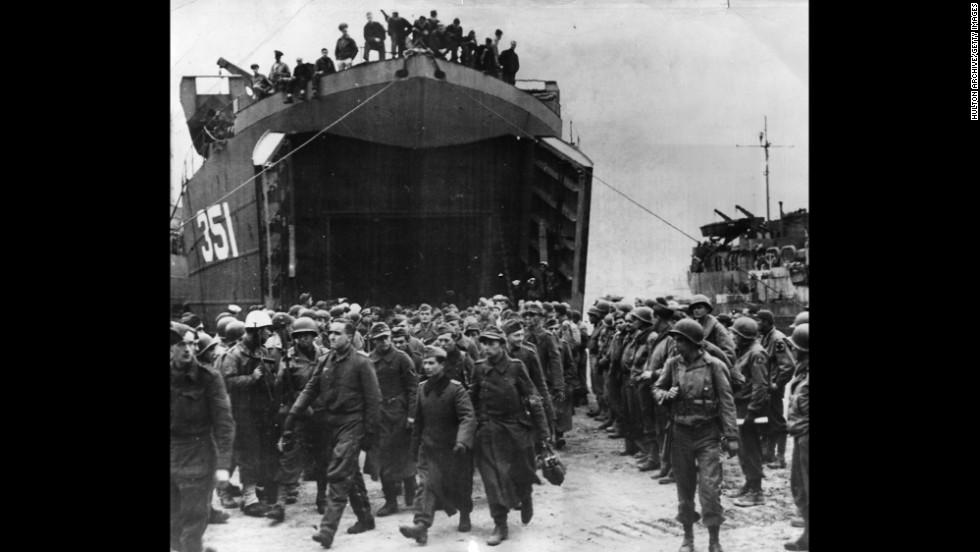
(434, 324), (474, 388)
(312, 48), (336, 95)
(398, 346), (477, 544)
(365, 323), (420, 516)
(363, 12), (386, 61)
(729, 317), (770, 508)
(755, 310), (796, 469)
(498, 41), (520, 84)
(545, 318), (576, 448)
(392, 326), (423, 381)
(470, 327), (550, 546)
(284, 320), (381, 549)
(445, 18), (463, 62)
(289, 57), (315, 102)
(479, 38), (499, 76)
(381, 10), (412, 57)
(521, 303), (562, 430)
(217, 311), (280, 517)
(335, 23), (359, 70)
(502, 319), (555, 432)
(620, 306), (660, 471)
(689, 295), (736, 365)
(412, 304), (440, 344)
(170, 323), (235, 552)
(784, 324), (809, 552)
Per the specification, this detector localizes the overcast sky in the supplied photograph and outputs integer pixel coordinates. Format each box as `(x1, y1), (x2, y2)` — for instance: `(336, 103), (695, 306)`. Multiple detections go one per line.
(171, 0), (808, 305)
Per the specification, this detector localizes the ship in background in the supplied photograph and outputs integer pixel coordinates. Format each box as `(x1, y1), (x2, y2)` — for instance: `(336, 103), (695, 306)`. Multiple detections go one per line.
(171, 52), (594, 325)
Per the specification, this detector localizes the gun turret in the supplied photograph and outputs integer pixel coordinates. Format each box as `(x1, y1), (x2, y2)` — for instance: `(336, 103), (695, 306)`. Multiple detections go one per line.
(216, 57), (251, 78)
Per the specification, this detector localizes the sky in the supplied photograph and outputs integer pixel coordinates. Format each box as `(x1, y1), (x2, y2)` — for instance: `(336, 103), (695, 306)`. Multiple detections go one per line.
(171, 0), (808, 307)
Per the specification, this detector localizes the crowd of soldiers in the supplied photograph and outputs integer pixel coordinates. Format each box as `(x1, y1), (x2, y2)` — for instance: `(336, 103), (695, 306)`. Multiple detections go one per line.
(170, 292), (809, 552)
(246, 8), (522, 104)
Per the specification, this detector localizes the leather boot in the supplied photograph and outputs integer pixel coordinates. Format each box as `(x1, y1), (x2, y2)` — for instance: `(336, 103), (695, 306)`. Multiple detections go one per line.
(730, 483), (752, 498)
(399, 522), (429, 545)
(208, 506), (230, 524)
(708, 525), (723, 552)
(403, 477), (417, 507)
(487, 523), (509, 546)
(311, 529), (334, 549)
(285, 483), (300, 504)
(347, 517), (376, 534)
(376, 499), (399, 517)
(315, 478), (327, 514)
(761, 435), (775, 464)
(597, 418), (614, 430)
(458, 511), (471, 532)
(520, 494), (533, 524)
(679, 523), (694, 552)
(734, 489), (765, 507)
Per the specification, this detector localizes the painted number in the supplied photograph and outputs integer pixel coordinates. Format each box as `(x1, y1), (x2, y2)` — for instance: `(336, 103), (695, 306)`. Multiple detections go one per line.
(196, 202), (240, 264)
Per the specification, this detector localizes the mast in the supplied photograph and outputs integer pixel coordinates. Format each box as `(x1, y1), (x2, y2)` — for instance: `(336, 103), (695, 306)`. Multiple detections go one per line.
(736, 116), (794, 223)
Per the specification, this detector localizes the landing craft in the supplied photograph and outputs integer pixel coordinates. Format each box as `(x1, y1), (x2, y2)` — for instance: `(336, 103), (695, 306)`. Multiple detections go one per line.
(171, 51), (593, 326)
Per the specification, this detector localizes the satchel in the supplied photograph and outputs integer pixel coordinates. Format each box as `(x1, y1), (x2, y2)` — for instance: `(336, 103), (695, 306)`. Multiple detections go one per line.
(538, 440), (567, 486)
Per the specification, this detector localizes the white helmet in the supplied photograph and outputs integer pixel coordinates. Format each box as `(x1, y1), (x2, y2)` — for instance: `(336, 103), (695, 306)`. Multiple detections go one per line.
(349, 303), (362, 315)
(245, 310), (273, 329)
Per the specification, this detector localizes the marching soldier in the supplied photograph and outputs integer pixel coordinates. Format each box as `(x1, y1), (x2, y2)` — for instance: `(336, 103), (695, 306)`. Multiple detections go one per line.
(521, 303), (562, 433)
(170, 322), (235, 552)
(413, 304), (439, 344)
(366, 323), (420, 517)
(545, 317), (576, 449)
(392, 326), (424, 378)
(470, 327), (551, 546)
(502, 318), (555, 432)
(729, 317), (770, 507)
(284, 320), (381, 549)
(688, 295), (736, 365)
(784, 324), (809, 552)
(398, 346), (477, 545)
(653, 319), (739, 552)
(755, 310), (796, 469)
(217, 310), (281, 517)
(434, 324), (475, 387)
(266, 317), (329, 522)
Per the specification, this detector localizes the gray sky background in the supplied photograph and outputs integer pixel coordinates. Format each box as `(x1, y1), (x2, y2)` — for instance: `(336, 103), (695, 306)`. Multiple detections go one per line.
(171, 0), (808, 307)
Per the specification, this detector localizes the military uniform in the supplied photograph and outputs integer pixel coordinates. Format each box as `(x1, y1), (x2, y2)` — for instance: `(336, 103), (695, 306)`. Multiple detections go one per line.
(621, 325), (659, 465)
(526, 327), (565, 431)
(644, 331), (676, 472)
(696, 314), (737, 366)
(589, 322), (611, 412)
(365, 346), (419, 508)
(508, 343), (556, 429)
(787, 356), (809, 547)
(760, 327), (796, 465)
(732, 341), (770, 487)
(218, 341), (281, 509)
(457, 333), (484, 362)
(605, 327), (631, 435)
(170, 359), (235, 552)
(291, 345), (381, 546)
(555, 336), (577, 433)
(273, 343), (328, 501)
(470, 353), (550, 527)
(653, 350), (738, 529)
(443, 347), (474, 388)
(413, 321), (439, 344)
(410, 375), (476, 528)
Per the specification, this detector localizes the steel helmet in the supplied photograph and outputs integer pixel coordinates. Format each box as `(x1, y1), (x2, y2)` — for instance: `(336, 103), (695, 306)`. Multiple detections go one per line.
(689, 294), (713, 313)
(272, 312), (294, 329)
(630, 306), (655, 325)
(789, 311), (809, 329)
(245, 310), (273, 329)
(224, 320), (246, 342)
(290, 317), (318, 337)
(216, 316), (234, 339)
(668, 318), (704, 345)
(790, 323), (809, 352)
(196, 333), (218, 358)
(730, 317), (759, 339)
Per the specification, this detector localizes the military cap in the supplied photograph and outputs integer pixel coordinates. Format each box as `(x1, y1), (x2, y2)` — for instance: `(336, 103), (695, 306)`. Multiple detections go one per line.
(224, 320), (246, 342)
(314, 309), (331, 319)
(391, 326), (409, 339)
(298, 308), (317, 319)
(329, 305), (346, 318)
(789, 311), (809, 329)
(272, 312), (294, 328)
(181, 312), (202, 328)
(464, 321), (483, 334)
(321, 47), (329, 53)
(652, 304), (674, 320)
(339, 23), (348, 30)
(689, 294), (713, 312)
(603, 313), (615, 326)
(478, 326), (507, 343)
(491, 294), (511, 306)
(369, 322), (392, 339)
(215, 312), (233, 323)
(424, 345), (447, 360)
(754, 310), (775, 325)
(419, 303), (433, 312)
(595, 300), (613, 313)
(316, 300), (329, 310)
(642, 298), (659, 309)
(716, 313), (734, 327)
(435, 323), (454, 337)
(544, 317), (560, 330)
(603, 294), (624, 302)
(617, 303), (634, 313)
(287, 305), (302, 317)
(228, 304), (242, 314)
(521, 302), (544, 316)
(250, 63), (260, 69)
(170, 321), (196, 346)
(542, 302), (555, 314)
(444, 312), (461, 323)
(587, 305), (603, 317)
(501, 319), (524, 335)
(274, 50), (283, 57)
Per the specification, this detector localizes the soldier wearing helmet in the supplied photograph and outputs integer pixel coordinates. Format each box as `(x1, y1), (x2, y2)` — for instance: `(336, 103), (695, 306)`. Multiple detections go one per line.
(728, 317), (770, 508)
(620, 306), (660, 470)
(365, 322), (420, 518)
(170, 322), (235, 552)
(638, 304), (678, 482)
(688, 295), (736, 365)
(653, 318), (738, 552)
(216, 310), (281, 517)
(754, 310), (796, 470)
(784, 324), (809, 552)
(195, 332), (220, 368)
(788, 311), (809, 331)
(585, 300), (611, 418)
(603, 304), (633, 441)
(265, 317), (329, 522)
(266, 312), (295, 368)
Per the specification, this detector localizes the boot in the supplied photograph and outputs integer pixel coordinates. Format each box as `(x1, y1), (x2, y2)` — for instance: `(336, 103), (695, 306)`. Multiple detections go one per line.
(404, 477), (417, 507)
(730, 483), (752, 498)
(225, 483), (242, 497)
(208, 506), (230, 524)
(679, 523), (694, 552)
(487, 523), (509, 546)
(399, 522), (429, 545)
(311, 530), (334, 549)
(219, 490), (241, 509)
(734, 489), (765, 507)
(265, 504), (285, 522)
(347, 517), (376, 534)
(242, 501), (272, 517)
(637, 457), (661, 471)
(520, 494), (533, 524)
(784, 510), (809, 550)
(285, 483), (300, 504)
(761, 435), (775, 464)
(458, 511), (472, 532)
(597, 418), (614, 430)
(315, 478), (327, 514)
(376, 499), (399, 517)
(658, 474), (675, 484)
(767, 435), (788, 469)
(708, 525), (723, 552)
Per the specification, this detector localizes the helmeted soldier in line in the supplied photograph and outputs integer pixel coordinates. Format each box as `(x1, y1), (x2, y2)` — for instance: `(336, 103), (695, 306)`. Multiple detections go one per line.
(217, 310), (281, 517)
(729, 317), (771, 508)
(754, 310), (796, 469)
(784, 323), (809, 552)
(266, 317), (329, 522)
(653, 319), (739, 552)
(688, 295), (736, 365)
(365, 322), (420, 517)
(586, 300), (612, 418)
(638, 304), (678, 484)
(284, 320), (381, 549)
(170, 322), (235, 552)
(398, 346), (478, 545)
(470, 326), (551, 546)
(619, 306), (661, 471)
(605, 305), (634, 442)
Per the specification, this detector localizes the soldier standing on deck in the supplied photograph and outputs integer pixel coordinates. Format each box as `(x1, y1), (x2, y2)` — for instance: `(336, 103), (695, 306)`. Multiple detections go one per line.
(217, 310), (281, 517)
(654, 319), (739, 552)
(398, 346), (477, 545)
(170, 322), (235, 552)
(784, 324), (809, 552)
(365, 322), (420, 517)
(729, 317), (770, 508)
(284, 320), (381, 549)
(755, 310), (796, 469)
(470, 327), (551, 546)
(266, 317), (329, 522)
